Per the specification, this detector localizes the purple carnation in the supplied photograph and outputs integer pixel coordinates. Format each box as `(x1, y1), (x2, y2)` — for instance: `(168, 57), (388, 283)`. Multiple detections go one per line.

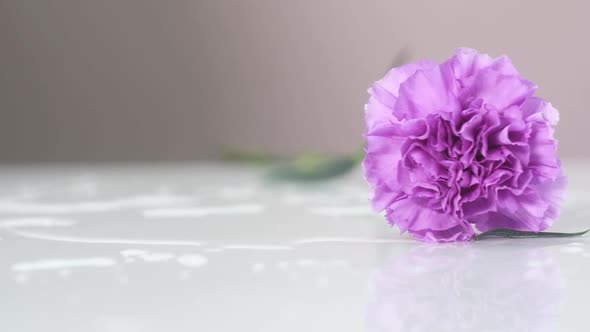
(363, 48), (566, 242)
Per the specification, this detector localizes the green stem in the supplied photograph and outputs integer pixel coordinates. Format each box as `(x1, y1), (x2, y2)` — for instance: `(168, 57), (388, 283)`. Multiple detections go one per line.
(475, 228), (590, 240)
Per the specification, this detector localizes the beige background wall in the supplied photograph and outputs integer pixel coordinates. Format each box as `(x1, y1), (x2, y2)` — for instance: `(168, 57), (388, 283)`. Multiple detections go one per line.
(1, 0), (589, 162)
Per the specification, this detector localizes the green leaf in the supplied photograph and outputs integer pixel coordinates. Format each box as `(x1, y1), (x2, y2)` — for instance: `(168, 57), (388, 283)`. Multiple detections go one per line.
(475, 228), (590, 241)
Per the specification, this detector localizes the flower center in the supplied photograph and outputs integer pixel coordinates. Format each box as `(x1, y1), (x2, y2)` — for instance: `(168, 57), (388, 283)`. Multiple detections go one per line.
(400, 105), (531, 219)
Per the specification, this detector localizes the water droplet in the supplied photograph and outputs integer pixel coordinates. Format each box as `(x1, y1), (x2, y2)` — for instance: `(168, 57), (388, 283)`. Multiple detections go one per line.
(252, 262), (266, 273)
(177, 254), (208, 268)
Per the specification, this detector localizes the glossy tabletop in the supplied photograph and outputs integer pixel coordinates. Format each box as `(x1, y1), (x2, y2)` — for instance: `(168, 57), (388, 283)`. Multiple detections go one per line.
(1, 162), (589, 331)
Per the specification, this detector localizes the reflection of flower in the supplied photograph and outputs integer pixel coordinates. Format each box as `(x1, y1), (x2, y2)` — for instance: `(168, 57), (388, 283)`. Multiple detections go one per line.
(366, 244), (563, 332)
(363, 48), (565, 242)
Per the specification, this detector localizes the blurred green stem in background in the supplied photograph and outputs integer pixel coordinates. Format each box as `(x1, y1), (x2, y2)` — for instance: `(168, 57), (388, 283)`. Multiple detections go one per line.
(268, 150), (364, 181)
(221, 146), (364, 181)
(221, 147), (278, 165)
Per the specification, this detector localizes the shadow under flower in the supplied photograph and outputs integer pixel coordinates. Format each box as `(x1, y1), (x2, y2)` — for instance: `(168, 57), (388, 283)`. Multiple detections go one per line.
(366, 242), (564, 332)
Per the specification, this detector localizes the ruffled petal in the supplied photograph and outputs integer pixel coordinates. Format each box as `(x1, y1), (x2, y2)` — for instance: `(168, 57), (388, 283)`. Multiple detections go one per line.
(366, 118), (428, 139)
(462, 68), (537, 110)
(365, 60), (437, 130)
(386, 197), (475, 242)
(376, 60), (438, 98)
(451, 48), (520, 87)
(473, 175), (566, 232)
(520, 97), (560, 126)
(363, 135), (404, 212)
(395, 61), (461, 120)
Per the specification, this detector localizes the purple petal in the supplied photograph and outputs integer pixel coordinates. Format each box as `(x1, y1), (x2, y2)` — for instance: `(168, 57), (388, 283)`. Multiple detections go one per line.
(395, 61), (460, 120)
(365, 61), (437, 130)
(462, 69), (537, 110)
(386, 198), (475, 242)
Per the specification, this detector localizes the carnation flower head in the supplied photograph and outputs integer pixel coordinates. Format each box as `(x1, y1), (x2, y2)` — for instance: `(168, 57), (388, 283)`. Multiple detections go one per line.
(363, 48), (565, 242)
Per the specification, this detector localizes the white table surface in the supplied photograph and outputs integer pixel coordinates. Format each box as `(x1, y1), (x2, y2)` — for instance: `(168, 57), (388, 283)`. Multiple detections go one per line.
(0, 162), (589, 331)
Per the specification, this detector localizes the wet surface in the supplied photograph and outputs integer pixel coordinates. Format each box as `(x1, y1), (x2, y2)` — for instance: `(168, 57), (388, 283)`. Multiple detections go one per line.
(0, 162), (589, 331)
